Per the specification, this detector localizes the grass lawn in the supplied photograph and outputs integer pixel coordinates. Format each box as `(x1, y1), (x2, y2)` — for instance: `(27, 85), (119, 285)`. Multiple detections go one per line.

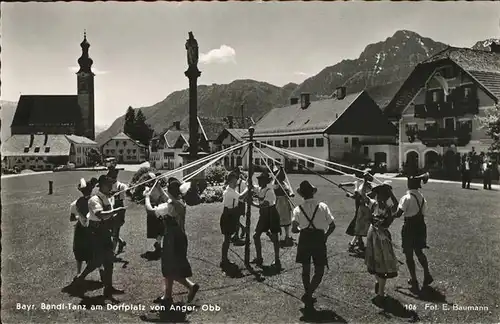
(1, 171), (499, 323)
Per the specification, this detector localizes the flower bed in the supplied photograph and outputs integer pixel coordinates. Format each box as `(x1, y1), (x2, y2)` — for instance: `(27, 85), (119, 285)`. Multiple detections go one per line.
(200, 185), (224, 204)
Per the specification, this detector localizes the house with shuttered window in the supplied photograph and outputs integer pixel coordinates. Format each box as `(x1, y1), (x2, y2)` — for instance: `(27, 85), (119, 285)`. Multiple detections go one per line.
(385, 45), (500, 174)
(244, 88), (399, 172)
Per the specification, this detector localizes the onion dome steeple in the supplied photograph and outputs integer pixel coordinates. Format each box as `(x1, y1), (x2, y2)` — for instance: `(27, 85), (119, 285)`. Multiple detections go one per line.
(77, 30), (94, 74)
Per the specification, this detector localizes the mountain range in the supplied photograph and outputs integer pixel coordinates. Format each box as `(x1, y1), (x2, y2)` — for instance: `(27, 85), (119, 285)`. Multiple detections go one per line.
(96, 30), (456, 145)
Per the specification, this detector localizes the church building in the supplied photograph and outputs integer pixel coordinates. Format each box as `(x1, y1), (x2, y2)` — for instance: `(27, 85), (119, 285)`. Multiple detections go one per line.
(2, 32), (98, 171)
(10, 32), (96, 140)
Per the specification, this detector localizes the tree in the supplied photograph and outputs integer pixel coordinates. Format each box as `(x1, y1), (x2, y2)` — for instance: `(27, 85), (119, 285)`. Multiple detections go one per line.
(134, 110), (154, 146)
(124, 106), (136, 139)
(86, 147), (103, 166)
(477, 103), (500, 158)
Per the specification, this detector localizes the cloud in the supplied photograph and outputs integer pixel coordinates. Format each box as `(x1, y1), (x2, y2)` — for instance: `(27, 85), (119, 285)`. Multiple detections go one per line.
(68, 66), (109, 75)
(294, 71), (310, 77)
(199, 45), (236, 65)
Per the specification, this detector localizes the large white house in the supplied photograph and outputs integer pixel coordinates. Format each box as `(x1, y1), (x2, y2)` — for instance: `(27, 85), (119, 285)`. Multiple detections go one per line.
(244, 89), (399, 172)
(101, 132), (148, 164)
(385, 45), (500, 175)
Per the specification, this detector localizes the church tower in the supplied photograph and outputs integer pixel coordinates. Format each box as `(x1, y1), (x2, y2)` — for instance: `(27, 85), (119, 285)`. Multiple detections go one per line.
(76, 30), (95, 140)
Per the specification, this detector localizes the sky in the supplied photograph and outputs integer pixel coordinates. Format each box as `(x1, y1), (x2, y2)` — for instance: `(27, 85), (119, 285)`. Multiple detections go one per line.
(2, 2), (499, 126)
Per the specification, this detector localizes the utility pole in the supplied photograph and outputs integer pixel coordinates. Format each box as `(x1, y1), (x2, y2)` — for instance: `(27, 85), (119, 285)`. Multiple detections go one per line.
(244, 126), (255, 267)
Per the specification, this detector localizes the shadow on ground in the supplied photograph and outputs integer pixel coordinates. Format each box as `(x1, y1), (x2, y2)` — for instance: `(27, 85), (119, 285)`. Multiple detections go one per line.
(141, 250), (162, 261)
(396, 285), (450, 305)
(61, 280), (103, 298)
(299, 306), (347, 323)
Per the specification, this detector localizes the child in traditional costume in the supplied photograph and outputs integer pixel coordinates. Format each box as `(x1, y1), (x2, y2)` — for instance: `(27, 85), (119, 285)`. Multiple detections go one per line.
(292, 181), (336, 307)
(144, 177), (200, 306)
(74, 175), (126, 297)
(339, 169), (374, 253)
(251, 171), (281, 270)
(394, 175), (434, 293)
(220, 171), (248, 268)
(140, 172), (167, 256)
(274, 166), (295, 247)
(107, 168), (129, 255)
(69, 177), (97, 280)
(233, 166), (248, 242)
(364, 183), (399, 304)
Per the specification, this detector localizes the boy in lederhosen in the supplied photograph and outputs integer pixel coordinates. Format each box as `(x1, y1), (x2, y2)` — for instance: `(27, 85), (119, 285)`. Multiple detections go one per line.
(394, 176), (433, 293)
(292, 181), (336, 306)
(220, 171), (248, 269)
(339, 169), (374, 253)
(73, 175), (126, 298)
(251, 171), (281, 270)
(69, 178), (97, 281)
(108, 168), (129, 255)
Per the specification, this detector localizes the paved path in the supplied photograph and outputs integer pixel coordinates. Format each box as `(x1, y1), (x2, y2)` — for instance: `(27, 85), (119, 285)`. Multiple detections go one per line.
(1, 171), (53, 179)
(2, 167), (499, 190)
(373, 173), (500, 190)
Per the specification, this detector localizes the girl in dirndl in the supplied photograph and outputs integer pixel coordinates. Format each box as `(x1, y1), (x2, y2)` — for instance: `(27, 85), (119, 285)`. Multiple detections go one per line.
(364, 183), (399, 304)
(144, 177), (200, 306)
(340, 169), (374, 253)
(69, 178), (97, 280)
(274, 167), (294, 247)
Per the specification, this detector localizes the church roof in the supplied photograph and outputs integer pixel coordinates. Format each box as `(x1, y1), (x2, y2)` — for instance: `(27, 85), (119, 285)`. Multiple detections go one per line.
(11, 95), (82, 128)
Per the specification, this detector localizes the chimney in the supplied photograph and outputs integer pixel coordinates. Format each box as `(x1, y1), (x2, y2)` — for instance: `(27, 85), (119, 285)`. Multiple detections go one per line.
(43, 134), (48, 146)
(300, 93), (310, 109)
(490, 42), (500, 53)
(173, 121), (181, 130)
(290, 97), (299, 105)
(29, 134), (34, 148)
(336, 86), (346, 100)
(227, 115), (234, 129)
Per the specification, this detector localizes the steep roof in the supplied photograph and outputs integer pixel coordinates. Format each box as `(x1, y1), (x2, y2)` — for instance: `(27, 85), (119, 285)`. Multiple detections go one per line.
(2, 134), (71, 156)
(66, 135), (97, 145)
(103, 132), (147, 148)
(198, 116), (254, 141)
(226, 129), (247, 141)
(11, 95), (82, 128)
(385, 47), (500, 118)
(253, 92), (363, 136)
(424, 47), (500, 99)
(214, 128), (248, 144)
(111, 132), (133, 140)
(164, 130), (190, 148)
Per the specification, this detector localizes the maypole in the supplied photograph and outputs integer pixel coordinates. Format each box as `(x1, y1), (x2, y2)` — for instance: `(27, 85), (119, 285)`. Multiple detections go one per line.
(244, 126), (255, 267)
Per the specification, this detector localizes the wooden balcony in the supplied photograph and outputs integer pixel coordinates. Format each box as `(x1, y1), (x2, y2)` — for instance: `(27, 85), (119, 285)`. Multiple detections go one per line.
(417, 127), (472, 147)
(414, 88), (480, 119)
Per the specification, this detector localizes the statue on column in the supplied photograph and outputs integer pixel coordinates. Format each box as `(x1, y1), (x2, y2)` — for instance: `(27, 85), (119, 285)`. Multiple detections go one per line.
(186, 32), (199, 67)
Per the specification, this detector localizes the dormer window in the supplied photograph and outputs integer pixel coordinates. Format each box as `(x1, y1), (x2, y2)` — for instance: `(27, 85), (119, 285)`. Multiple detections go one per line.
(24, 147), (29, 153)
(34, 147), (40, 153)
(45, 147), (50, 153)
(304, 119), (310, 125)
